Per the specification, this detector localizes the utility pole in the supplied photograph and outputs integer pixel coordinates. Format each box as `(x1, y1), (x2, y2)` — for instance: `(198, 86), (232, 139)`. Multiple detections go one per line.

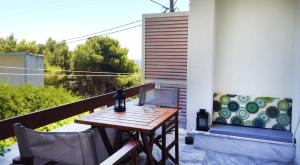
(169, 0), (175, 12)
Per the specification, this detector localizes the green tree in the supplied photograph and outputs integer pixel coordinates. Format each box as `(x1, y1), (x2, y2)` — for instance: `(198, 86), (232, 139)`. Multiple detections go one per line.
(15, 39), (39, 53)
(38, 38), (71, 87)
(0, 34), (39, 53)
(71, 36), (140, 96)
(0, 35), (17, 52)
(0, 35), (141, 96)
(44, 62), (66, 87)
(41, 38), (70, 70)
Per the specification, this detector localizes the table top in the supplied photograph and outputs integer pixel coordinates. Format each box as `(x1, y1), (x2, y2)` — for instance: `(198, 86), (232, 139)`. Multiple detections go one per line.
(75, 105), (177, 134)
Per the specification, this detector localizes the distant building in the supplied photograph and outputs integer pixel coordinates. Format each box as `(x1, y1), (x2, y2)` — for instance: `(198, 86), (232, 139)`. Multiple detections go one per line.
(0, 52), (44, 85)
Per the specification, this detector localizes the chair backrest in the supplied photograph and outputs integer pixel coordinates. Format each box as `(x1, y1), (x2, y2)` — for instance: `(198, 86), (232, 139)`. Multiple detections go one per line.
(13, 123), (105, 165)
(139, 87), (179, 108)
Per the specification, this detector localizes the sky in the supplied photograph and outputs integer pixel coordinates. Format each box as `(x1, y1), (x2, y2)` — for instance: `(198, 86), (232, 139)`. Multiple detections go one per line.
(0, 0), (189, 60)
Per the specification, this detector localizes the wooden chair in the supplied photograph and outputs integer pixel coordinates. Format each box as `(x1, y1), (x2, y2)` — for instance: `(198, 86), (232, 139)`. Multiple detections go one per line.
(12, 123), (140, 165)
(139, 86), (180, 163)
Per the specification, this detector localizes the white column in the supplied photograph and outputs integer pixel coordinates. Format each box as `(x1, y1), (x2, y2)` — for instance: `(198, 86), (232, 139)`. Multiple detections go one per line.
(293, 0), (300, 134)
(293, 0), (300, 164)
(187, 0), (216, 130)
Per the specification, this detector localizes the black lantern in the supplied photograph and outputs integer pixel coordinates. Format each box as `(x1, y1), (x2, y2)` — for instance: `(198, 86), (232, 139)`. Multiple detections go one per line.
(196, 109), (209, 131)
(113, 89), (126, 112)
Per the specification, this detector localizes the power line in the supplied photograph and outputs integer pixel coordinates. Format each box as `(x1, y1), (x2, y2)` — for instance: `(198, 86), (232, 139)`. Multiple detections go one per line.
(64, 24), (141, 44)
(0, 73), (141, 77)
(63, 20), (141, 42)
(150, 0), (169, 10)
(174, 0), (178, 6)
(174, 0), (179, 11)
(0, 21), (143, 76)
(0, 65), (138, 75)
(150, 0), (180, 13)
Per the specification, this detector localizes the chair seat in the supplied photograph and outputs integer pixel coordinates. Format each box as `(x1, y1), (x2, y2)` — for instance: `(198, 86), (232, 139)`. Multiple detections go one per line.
(51, 123), (91, 132)
(209, 124), (293, 143)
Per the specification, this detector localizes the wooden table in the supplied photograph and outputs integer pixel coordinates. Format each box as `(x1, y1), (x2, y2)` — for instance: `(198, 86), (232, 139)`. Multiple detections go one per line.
(75, 105), (179, 165)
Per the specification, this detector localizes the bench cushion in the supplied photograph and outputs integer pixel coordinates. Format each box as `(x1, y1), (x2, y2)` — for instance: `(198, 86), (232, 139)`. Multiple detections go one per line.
(209, 124), (293, 143)
(213, 93), (292, 131)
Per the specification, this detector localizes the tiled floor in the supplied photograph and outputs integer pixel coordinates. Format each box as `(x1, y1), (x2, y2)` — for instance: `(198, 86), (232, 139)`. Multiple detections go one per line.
(0, 126), (291, 165)
(138, 131), (288, 165)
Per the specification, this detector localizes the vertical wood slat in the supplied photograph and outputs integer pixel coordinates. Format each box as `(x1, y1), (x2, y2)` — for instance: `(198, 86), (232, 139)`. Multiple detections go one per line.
(144, 14), (188, 128)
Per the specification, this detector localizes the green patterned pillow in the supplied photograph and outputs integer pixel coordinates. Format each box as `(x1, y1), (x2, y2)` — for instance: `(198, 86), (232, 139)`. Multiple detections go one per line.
(213, 93), (292, 131)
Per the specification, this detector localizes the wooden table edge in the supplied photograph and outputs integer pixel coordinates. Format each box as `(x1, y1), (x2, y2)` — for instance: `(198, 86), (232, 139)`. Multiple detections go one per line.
(74, 107), (178, 135)
(75, 118), (154, 134)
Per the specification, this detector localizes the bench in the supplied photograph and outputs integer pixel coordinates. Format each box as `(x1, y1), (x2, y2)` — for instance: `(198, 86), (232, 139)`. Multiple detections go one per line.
(212, 93), (293, 143)
(209, 124), (293, 143)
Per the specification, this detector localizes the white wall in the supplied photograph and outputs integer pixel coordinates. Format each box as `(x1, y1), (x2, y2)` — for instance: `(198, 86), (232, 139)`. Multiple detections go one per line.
(0, 53), (44, 86)
(187, 0), (298, 130)
(25, 54), (44, 86)
(215, 0), (296, 98)
(293, 0), (300, 163)
(187, 0), (216, 129)
(0, 56), (25, 84)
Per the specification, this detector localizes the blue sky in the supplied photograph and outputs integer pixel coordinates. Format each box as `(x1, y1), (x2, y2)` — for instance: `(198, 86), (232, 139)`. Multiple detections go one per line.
(0, 0), (189, 60)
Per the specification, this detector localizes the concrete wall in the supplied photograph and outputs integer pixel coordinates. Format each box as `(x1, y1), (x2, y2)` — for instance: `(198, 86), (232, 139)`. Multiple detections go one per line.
(0, 56), (25, 84)
(187, 0), (299, 162)
(293, 0), (300, 163)
(25, 54), (44, 85)
(187, 0), (216, 129)
(0, 53), (44, 85)
(215, 0), (296, 98)
(187, 0), (297, 130)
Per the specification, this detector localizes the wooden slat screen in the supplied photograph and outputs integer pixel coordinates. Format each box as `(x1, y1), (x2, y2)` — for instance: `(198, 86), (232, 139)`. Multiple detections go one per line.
(144, 13), (188, 128)
(144, 15), (188, 81)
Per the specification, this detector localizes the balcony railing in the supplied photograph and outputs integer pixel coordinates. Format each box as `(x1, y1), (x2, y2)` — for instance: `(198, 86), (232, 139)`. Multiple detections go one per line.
(0, 83), (155, 140)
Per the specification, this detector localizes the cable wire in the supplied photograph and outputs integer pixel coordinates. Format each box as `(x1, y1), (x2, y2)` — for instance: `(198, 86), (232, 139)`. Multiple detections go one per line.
(0, 73), (141, 77)
(150, 0), (169, 10)
(63, 20), (141, 42)
(0, 65), (139, 75)
(64, 24), (141, 44)
(174, 0), (178, 6)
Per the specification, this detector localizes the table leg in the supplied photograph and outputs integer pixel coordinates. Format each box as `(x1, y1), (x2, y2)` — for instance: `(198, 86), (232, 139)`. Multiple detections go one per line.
(113, 130), (123, 151)
(141, 133), (156, 165)
(161, 123), (167, 165)
(175, 112), (179, 164)
(98, 127), (114, 155)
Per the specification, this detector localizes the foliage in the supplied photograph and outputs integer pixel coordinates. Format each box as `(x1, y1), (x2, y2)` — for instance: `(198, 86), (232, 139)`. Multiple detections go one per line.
(0, 83), (82, 156)
(15, 39), (39, 53)
(39, 38), (71, 69)
(0, 35), (141, 95)
(0, 35), (71, 70)
(0, 35), (39, 53)
(116, 72), (141, 88)
(44, 62), (66, 87)
(70, 36), (140, 96)
(0, 146), (10, 157)
(0, 83), (81, 120)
